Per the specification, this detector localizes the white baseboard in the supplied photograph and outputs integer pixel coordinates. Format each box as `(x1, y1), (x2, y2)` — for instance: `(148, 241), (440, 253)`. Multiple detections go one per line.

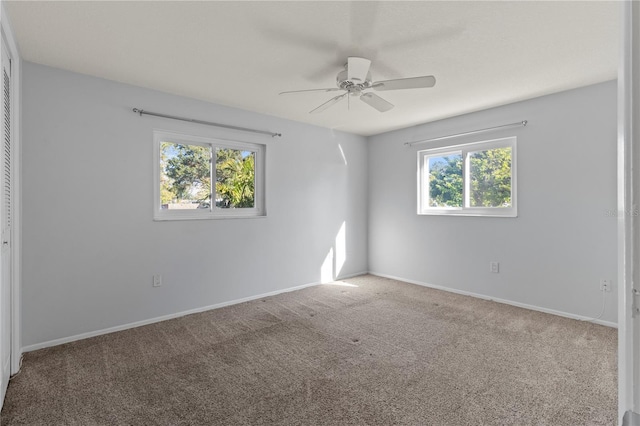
(24, 269), (611, 353)
(22, 271), (368, 353)
(368, 271), (618, 329)
(334, 271), (369, 281)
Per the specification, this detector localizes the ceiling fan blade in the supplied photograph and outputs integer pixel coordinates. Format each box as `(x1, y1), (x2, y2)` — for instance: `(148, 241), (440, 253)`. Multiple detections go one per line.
(360, 93), (394, 112)
(310, 93), (347, 114)
(347, 57), (371, 83)
(372, 76), (436, 91)
(279, 88), (343, 95)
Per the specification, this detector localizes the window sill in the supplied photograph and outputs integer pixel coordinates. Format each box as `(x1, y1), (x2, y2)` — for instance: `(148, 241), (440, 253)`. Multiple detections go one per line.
(418, 209), (517, 218)
(154, 212), (267, 221)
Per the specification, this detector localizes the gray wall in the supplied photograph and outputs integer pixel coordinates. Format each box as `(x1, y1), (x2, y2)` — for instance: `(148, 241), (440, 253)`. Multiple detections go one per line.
(368, 81), (618, 324)
(22, 62), (369, 347)
(21, 62), (618, 348)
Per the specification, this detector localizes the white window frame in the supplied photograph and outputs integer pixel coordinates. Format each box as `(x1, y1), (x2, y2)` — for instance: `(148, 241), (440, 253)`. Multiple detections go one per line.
(153, 130), (266, 221)
(417, 136), (517, 217)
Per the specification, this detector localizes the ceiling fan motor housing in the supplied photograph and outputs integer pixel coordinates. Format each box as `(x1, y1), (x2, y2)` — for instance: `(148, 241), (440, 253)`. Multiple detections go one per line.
(336, 69), (372, 94)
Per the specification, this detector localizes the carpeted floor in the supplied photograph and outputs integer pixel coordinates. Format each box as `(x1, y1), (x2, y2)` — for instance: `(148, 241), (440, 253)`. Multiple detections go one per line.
(1, 275), (617, 425)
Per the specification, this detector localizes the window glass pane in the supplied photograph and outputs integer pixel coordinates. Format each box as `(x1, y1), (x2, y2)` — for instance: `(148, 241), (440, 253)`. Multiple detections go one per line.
(215, 148), (255, 209)
(428, 153), (463, 207)
(469, 147), (512, 208)
(160, 142), (212, 210)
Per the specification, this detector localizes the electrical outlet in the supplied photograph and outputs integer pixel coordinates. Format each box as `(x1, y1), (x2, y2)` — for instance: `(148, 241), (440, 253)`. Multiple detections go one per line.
(490, 261), (500, 273)
(153, 274), (162, 287)
(600, 279), (611, 292)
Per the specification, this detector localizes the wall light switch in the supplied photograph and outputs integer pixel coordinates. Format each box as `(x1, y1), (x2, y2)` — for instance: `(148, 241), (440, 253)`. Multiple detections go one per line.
(153, 274), (162, 287)
(490, 262), (500, 273)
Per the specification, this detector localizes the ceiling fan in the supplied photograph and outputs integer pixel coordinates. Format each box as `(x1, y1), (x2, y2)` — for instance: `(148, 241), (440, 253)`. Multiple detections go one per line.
(279, 57), (436, 114)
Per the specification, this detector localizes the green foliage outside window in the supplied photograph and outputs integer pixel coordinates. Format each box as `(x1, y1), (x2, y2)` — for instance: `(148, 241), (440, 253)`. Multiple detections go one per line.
(215, 149), (255, 208)
(429, 155), (463, 207)
(160, 142), (255, 209)
(428, 147), (511, 208)
(161, 143), (211, 205)
(469, 148), (512, 207)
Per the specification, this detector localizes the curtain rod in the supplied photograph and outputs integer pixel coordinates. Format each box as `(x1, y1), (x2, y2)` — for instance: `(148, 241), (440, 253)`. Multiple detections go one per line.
(132, 108), (282, 138)
(404, 120), (527, 147)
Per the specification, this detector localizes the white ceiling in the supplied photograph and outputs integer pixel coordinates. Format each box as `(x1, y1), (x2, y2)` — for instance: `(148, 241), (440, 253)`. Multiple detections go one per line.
(6, 1), (619, 136)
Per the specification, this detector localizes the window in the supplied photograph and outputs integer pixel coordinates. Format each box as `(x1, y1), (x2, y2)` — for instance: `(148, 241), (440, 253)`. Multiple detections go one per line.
(417, 137), (516, 217)
(154, 130), (265, 220)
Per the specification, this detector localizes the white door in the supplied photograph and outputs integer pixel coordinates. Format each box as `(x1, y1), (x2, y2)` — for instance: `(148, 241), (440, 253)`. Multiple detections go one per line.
(0, 38), (11, 405)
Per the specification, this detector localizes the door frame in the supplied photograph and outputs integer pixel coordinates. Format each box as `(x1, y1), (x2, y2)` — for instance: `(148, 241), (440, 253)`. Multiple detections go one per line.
(618, 1), (639, 423)
(0, 1), (21, 377)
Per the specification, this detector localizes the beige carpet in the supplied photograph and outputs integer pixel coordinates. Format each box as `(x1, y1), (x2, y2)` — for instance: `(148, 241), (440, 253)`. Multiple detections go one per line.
(1, 275), (617, 425)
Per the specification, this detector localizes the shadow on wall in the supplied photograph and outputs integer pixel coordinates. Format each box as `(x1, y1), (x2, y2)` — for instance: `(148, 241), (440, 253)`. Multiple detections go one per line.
(321, 221), (346, 283)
